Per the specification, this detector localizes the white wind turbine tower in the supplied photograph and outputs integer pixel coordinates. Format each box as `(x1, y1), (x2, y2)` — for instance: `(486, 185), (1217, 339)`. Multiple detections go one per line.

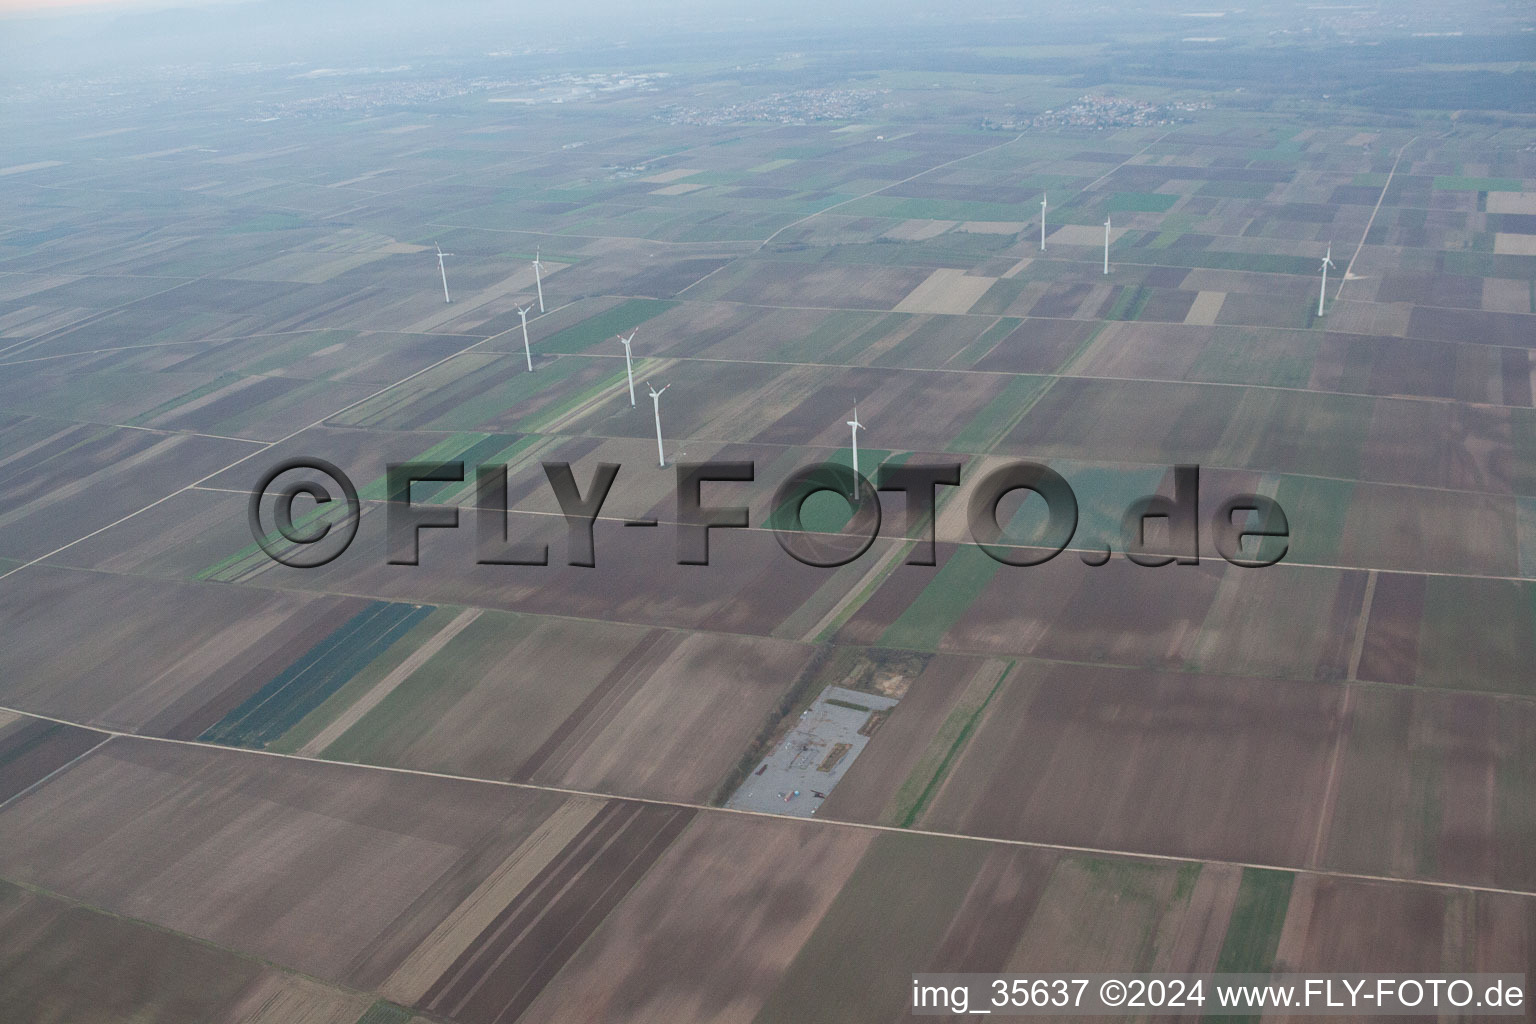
(531, 247), (546, 313)
(434, 243), (454, 303)
(1318, 244), (1335, 317)
(647, 381), (670, 467)
(515, 304), (534, 371)
(618, 330), (638, 406)
(1040, 194), (1048, 251)
(846, 406), (864, 497)
(1103, 216), (1111, 275)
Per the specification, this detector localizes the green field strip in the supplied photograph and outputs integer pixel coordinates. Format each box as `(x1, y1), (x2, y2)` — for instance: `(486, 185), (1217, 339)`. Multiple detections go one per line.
(1207, 867), (1296, 1024)
(267, 605), (464, 755)
(510, 363), (630, 435)
(195, 498), (360, 583)
(1267, 473), (1352, 566)
(1246, 129), (1305, 160)
(406, 433), (521, 504)
(199, 601), (435, 749)
(802, 538), (925, 645)
(1441, 251), (1536, 282)
(1161, 249), (1320, 276)
(410, 356), (584, 431)
(832, 313), (915, 364)
(1051, 460), (1168, 553)
(319, 610), (542, 764)
(878, 544), (1002, 651)
(883, 661), (1011, 828)
(768, 447), (896, 535)
(125, 372), (241, 427)
(1433, 175), (1524, 192)
(1077, 855), (1198, 963)
(197, 543), (277, 584)
(1517, 497), (1536, 580)
(1214, 867), (1294, 973)
(758, 442), (926, 643)
(947, 373), (1051, 453)
(1105, 191), (1179, 213)
(354, 1002), (414, 1024)
(420, 433), (552, 509)
(530, 298), (679, 355)
(1104, 284), (1152, 322)
(1198, 179), (1276, 200)
(358, 432), (490, 501)
(1513, 409), (1536, 498)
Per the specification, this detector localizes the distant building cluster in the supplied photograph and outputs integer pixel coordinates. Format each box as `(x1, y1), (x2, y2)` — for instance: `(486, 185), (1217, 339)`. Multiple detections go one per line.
(258, 77), (499, 117)
(485, 72), (668, 106)
(655, 88), (887, 126)
(983, 94), (1210, 132)
(248, 70), (666, 119)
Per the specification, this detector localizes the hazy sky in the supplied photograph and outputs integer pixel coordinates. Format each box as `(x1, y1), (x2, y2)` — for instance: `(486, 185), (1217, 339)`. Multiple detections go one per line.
(1, 0), (943, 72)
(0, 0), (210, 12)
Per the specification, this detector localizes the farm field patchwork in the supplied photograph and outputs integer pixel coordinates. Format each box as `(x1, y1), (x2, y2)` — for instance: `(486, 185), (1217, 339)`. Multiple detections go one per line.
(2, 20), (1535, 1022)
(1, 728), (1527, 1024)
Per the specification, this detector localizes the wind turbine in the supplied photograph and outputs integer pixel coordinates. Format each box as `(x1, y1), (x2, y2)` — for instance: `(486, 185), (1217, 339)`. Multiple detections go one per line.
(515, 304), (534, 371)
(1103, 216), (1111, 275)
(846, 406), (864, 497)
(531, 247), (545, 313)
(1040, 194), (1047, 251)
(434, 243), (454, 303)
(1318, 244), (1335, 317)
(618, 329), (637, 406)
(647, 381), (670, 467)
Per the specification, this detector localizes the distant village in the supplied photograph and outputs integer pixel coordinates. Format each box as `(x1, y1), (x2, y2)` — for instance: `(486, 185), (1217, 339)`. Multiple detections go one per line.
(655, 88), (887, 127)
(983, 93), (1211, 132)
